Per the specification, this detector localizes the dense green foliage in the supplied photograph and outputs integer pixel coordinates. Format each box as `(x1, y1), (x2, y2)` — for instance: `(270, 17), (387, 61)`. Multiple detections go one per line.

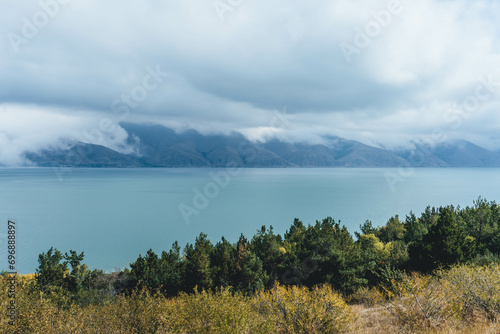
(32, 197), (500, 302)
(3, 197), (500, 333)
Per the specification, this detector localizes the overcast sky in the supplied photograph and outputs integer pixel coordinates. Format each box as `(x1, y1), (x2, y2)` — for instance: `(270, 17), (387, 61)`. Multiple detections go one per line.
(1, 0), (500, 165)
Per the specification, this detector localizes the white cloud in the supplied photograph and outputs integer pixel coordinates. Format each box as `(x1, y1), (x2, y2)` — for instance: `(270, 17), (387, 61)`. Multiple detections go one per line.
(0, 104), (136, 165)
(1, 0), (500, 165)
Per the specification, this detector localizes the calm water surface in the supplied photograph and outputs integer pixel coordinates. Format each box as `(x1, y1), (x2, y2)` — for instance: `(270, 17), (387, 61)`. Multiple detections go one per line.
(1, 167), (499, 274)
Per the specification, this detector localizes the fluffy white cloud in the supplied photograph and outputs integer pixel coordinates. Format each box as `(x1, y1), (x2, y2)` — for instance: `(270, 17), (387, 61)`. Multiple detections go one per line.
(1, 0), (500, 164)
(0, 104), (135, 165)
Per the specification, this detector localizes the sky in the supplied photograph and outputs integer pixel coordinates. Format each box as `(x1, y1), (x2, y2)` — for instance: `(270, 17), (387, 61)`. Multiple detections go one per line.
(1, 0), (500, 165)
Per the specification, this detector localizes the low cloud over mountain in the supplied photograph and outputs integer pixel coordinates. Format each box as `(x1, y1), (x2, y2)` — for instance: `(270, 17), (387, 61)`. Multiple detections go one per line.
(23, 123), (500, 168)
(2, 1), (500, 165)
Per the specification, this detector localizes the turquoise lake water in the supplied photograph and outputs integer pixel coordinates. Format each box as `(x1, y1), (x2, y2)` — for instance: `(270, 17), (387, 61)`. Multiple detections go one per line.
(1, 167), (499, 274)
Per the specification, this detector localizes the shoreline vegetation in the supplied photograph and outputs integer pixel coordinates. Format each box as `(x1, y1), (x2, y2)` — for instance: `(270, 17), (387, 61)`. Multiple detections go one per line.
(3, 197), (500, 333)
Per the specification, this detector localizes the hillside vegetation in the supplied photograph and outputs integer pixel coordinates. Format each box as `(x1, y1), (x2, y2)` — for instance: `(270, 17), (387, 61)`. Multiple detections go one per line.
(3, 197), (500, 333)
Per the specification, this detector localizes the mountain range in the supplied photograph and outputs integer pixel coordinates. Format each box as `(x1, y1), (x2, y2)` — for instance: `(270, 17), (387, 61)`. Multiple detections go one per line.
(24, 123), (500, 168)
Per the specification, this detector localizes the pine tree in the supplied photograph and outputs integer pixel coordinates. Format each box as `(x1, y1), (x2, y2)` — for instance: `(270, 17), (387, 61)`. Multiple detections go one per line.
(36, 247), (67, 290)
(211, 237), (236, 288)
(183, 232), (214, 291)
(410, 207), (475, 271)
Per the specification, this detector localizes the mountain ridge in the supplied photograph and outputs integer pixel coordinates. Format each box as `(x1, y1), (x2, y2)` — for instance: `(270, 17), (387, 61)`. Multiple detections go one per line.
(22, 123), (500, 168)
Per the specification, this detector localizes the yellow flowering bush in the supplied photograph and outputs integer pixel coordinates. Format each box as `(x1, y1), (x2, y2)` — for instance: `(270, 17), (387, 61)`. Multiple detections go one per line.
(439, 264), (500, 321)
(383, 272), (458, 329)
(252, 283), (355, 333)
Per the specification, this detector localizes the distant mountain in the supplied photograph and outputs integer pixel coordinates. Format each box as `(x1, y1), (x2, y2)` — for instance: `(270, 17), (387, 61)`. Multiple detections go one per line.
(24, 123), (500, 168)
(432, 140), (500, 167)
(262, 138), (407, 167)
(122, 123), (292, 167)
(25, 143), (143, 168)
(395, 140), (500, 167)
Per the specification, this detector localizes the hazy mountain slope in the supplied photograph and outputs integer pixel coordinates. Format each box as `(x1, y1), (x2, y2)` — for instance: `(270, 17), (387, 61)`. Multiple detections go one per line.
(395, 140), (500, 167)
(432, 140), (500, 167)
(23, 124), (500, 167)
(263, 138), (408, 167)
(25, 143), (143, 167)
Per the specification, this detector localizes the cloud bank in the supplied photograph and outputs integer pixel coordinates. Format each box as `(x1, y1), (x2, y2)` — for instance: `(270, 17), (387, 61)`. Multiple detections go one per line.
(1, 0), (500, 165)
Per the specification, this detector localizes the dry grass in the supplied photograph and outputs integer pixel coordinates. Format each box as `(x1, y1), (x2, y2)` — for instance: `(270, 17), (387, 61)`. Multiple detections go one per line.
(2, 269), (500, 333)
(351, 303), (500, 334)
(0, 278), (354, 333)
(350, 304), (400, 334)
(348, 264), (500, 334)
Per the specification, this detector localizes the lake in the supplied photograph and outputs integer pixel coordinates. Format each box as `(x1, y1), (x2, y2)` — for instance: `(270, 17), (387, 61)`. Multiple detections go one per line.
(1, 167), (499, 274)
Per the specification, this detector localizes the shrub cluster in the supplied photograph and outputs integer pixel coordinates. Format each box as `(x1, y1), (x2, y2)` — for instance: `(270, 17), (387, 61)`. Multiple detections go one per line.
(0, 277), (355, 333)
(382, 264), (500, 330)
(3, 197), (500, 332)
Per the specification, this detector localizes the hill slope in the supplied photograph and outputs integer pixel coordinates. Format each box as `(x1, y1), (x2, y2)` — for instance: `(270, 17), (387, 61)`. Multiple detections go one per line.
(24, 123), (500, 167)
